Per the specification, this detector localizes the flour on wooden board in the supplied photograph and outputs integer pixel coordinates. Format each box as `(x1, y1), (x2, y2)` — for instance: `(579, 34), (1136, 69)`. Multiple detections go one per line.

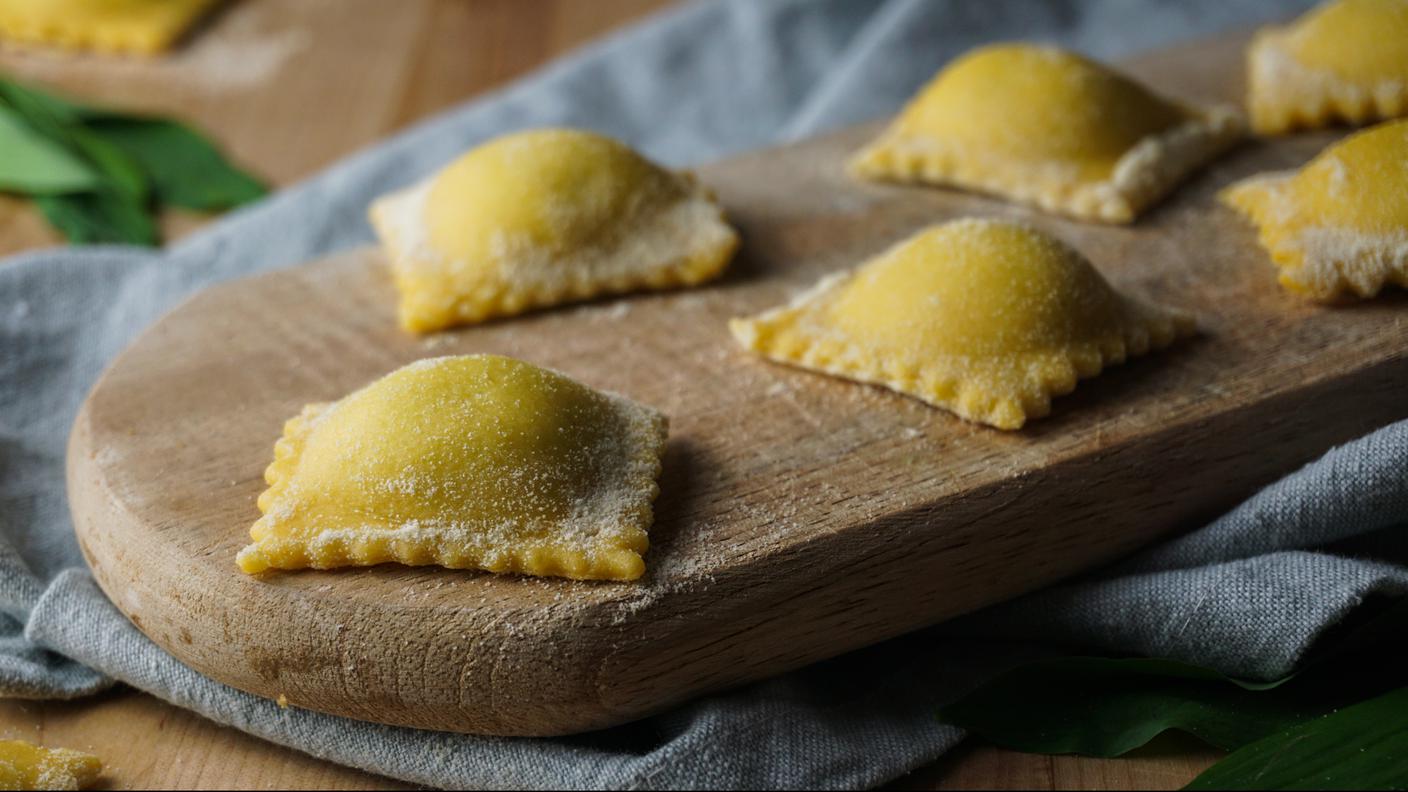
(0, 1), (306, 92)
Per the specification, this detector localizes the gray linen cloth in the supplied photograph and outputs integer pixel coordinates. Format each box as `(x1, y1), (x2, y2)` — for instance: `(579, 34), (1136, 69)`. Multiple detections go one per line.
(3, 0), (1405, 788)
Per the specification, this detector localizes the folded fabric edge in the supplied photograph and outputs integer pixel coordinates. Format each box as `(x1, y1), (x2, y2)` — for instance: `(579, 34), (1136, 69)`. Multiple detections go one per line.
(24, 569), (715, 790)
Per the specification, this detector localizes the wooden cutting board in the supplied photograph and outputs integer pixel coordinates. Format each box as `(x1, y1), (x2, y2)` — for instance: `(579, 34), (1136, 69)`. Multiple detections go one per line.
(67, 33), (1408, 738)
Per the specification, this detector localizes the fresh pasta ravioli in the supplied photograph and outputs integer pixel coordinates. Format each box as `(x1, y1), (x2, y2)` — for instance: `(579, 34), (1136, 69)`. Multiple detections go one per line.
(0, 740), (101, 791)
(238, 355), (668, 582)
(1246, 0), (1408, 134)
(370, 128), (739, 333)
(1222, 119), (1408, 300)
(850, 44), (1243, 223)
(729, 219), (1195, 430)
(0, 0), (219, 54)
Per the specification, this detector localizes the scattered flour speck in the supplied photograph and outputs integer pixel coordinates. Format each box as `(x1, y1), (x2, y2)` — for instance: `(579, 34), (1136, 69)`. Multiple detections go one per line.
(420, 333), (456, 351)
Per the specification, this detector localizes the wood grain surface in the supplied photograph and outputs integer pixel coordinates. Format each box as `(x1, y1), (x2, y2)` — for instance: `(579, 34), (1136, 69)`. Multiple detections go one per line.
(0, 691), (1222, 791)
(0, 1), (1318, 788)
(0, 0), (668, 255)
(66, 17), (1408, 744)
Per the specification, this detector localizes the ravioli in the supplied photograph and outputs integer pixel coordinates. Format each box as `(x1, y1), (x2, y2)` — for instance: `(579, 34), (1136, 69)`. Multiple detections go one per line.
(1246, 0), (1408, 134)
(370, 128), (739, 333)
(237, 355), (668, 582)
(1221, 119), (1408, 300)
(729, 219), (1194, 430)
(0, 740), (101, 791)
(850, 44), (1244, 223)
(0, 0), (219, 55)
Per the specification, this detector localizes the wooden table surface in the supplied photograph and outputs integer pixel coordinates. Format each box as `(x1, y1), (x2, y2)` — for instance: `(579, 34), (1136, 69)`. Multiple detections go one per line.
(0, 1), (1221, 788)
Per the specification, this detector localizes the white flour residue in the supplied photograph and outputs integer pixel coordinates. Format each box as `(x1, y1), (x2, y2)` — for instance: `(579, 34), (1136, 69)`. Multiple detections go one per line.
(764, 381), (791, 397)
(6, 299), (29, 327)
(420, 333), (457, 352)
(599, 302), (632, 320)
(0, 1), (307, 93)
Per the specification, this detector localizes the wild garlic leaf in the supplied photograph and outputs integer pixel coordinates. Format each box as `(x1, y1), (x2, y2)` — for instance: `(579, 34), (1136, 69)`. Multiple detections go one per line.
(937, 598), (1408, 759)
(0, 78), (86, 122)
(0, 78), (148, 201)
(33, 190), (157, 246)
(936, 657), (1310, 756)
(1184, 686), (1408, 790)
(85, 117), (266, 210)
(0, 75), (267, 245)
(0, 105), (99, 194)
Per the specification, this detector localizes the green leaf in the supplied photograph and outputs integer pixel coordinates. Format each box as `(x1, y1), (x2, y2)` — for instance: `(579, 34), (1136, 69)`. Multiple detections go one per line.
(0, 78), (85, 122)
(1185, 686), (1408, 790)
(33, 190), (157, 246)
(0, 105), (98, 194)
(936, 657), (1314, 756)
(936, 603), (1408, 792)
(0, 77), (134, 123)
(0, 75), (266, 245)
(0, 78), (149, 200)
(65, 125), (149, 200)
(84, 117), (266, 210)
(938, 598), (1408, 759)
(0, 76), (265, 211)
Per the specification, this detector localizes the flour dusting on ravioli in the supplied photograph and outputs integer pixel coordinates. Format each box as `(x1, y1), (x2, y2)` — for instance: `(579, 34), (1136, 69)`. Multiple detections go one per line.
(850, 44), (1243, 223)
(1246, 0), (1408, 134)
(238, 355), (668, 582)
(0, 0), (220, 54)
(1222, 119), (1408, 299)
(730, 219), (1195, 429)
(370, 128), (738, 333)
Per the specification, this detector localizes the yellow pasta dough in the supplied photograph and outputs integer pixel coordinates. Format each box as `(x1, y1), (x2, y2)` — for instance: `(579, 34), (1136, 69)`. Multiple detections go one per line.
(0, 0), (219, 55)
(1246, 0), (1408, 134)
(370, 128), (739, 333)
(1221, 119), (1408, 300)
(729, 219), (1194, 430)
(238, 355), (668, 582)
(850, 44), (1244, 223)
(0, 740), (101, 791)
